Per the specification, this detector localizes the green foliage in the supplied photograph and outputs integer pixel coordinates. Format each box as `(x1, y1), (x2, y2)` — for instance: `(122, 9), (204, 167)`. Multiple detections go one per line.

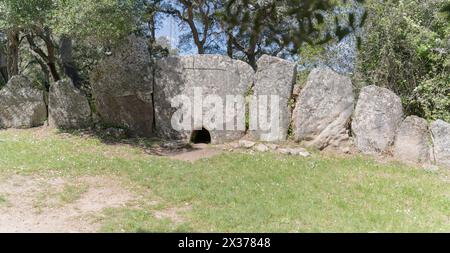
(414, 75), (450, 122)
(0, 0), (147, 92)
(0, 0), (142, 44)
(298, 43), (327, 69)
(296, 70), (311, 89)
(220, 0), (365, 50)
(441, 2), (450, 21)
(356, 0), (450, 121)
(0, 0), (55, 29)
(52, 0), (144, 45)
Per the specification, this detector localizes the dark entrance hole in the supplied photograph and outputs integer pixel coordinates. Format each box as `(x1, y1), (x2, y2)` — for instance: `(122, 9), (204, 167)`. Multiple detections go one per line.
(190, 128), (211, 144)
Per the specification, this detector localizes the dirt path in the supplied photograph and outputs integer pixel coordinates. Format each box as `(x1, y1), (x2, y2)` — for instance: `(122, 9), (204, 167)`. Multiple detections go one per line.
(169, 144), (223, 162)
(0, 175), (134, 233)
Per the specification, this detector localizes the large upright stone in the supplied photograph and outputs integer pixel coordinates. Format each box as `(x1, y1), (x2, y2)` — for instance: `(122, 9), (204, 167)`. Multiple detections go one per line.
(154, 55), (254, 144)
(393, 116), (432, 164)
(352, 85), (403, 154)
(431, 120), (450, 167)
(252, 55), (296, 142)
(48, 79), (91, 129)
(0, 75), (47, 128)
(90, 35), (153, 137)
(293, 67), (354, 149)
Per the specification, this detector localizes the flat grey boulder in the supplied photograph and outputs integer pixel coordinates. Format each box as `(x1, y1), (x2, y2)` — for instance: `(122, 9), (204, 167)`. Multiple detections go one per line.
(251, 55), (297, 142)
(0, 75), (46, 129)
(154, 54), (254, 144)
(431, 120), (450, 167)
(293, 67), (354, 149)
(278, 147), (311, 157)
(352, 85), (403, 154)
(48, 79), (91, 129)
(90, 35), (153, 137)
(254, 143), (269, 152)
(239, 140), (256, 149)
(393, 116), (432, 164)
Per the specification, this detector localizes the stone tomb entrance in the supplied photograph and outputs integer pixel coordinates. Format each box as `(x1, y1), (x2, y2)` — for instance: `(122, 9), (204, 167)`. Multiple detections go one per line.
(154, 55), (254, 144)
(190, 128), (212, 144)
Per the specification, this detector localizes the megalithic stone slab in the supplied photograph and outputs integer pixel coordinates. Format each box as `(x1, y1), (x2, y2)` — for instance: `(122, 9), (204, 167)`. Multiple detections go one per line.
(251, 55), (297, 142)
(154, 54), (254, 144)
(393, 116), (432, 164)
(352, 85), (403, 154)
(48, 79), (92, 129)
(431, 119), (450, 167)
(293, 67), (354, 149)
(90, 35), (154, 137)
(0, 75), (47, 129)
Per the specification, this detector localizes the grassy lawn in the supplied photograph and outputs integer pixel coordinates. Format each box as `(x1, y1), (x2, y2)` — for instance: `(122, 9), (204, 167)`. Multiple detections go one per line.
(0, 128), (450, 232)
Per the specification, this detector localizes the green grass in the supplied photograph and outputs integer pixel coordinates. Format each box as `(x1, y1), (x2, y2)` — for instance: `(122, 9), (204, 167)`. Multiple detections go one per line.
(59, 183), (89, 204)
(32, 182), (88, 213)
(0, 129), (450, 232)
(0, 195), (7, 205)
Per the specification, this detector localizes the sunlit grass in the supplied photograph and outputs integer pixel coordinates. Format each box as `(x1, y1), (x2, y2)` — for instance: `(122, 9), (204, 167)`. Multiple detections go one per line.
(1, 128), (449, 232)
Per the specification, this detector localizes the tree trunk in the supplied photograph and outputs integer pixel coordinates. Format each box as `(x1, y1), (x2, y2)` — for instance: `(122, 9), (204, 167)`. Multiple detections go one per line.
(148, 14), (156, 44)
(185, 4), (205, 55)
(35, 28), (61, 82)
(197, 44), (205, 54)
(60, 35), (81, 88)
(247, 53), (257, 71)
(227, 35), (233, 58)
(26, 33), (60, 83)
(6, 29), (20, 78)
(45, 41), (61, 82)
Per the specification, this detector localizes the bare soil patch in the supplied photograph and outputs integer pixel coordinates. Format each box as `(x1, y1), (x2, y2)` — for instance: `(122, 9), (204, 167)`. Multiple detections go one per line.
(0, 174), (134, 233)
(169, 144), (223, 162)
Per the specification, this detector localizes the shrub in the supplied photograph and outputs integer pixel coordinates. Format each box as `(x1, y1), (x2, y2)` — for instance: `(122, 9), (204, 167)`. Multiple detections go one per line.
(355, 0), (449, 121)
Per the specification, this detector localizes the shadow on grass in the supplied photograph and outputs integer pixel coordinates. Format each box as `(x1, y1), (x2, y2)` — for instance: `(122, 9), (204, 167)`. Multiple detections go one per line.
(56, 127), (193, 156)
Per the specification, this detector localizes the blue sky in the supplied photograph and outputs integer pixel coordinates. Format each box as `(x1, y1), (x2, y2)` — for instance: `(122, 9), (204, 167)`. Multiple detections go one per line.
(155, 15), (181, 50)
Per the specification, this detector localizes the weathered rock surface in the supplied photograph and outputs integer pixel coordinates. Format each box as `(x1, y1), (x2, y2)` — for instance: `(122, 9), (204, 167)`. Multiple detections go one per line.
(154, 54), (254, 144)
(431, 120), (450, 167)
(251, 55), (297, 142)
(254, 143), (269, 152)
(0, 75), (46, 128)
(265, 143), (279, 151)
(393, 116), (432, 164)
(90, 35), (153, 137)
(352, 85), (403, 154)
(293, 67), (354, 149)
(278, 147), (311, 157)
(48, 79), (91, 129)
(239, 140), (256, 149)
